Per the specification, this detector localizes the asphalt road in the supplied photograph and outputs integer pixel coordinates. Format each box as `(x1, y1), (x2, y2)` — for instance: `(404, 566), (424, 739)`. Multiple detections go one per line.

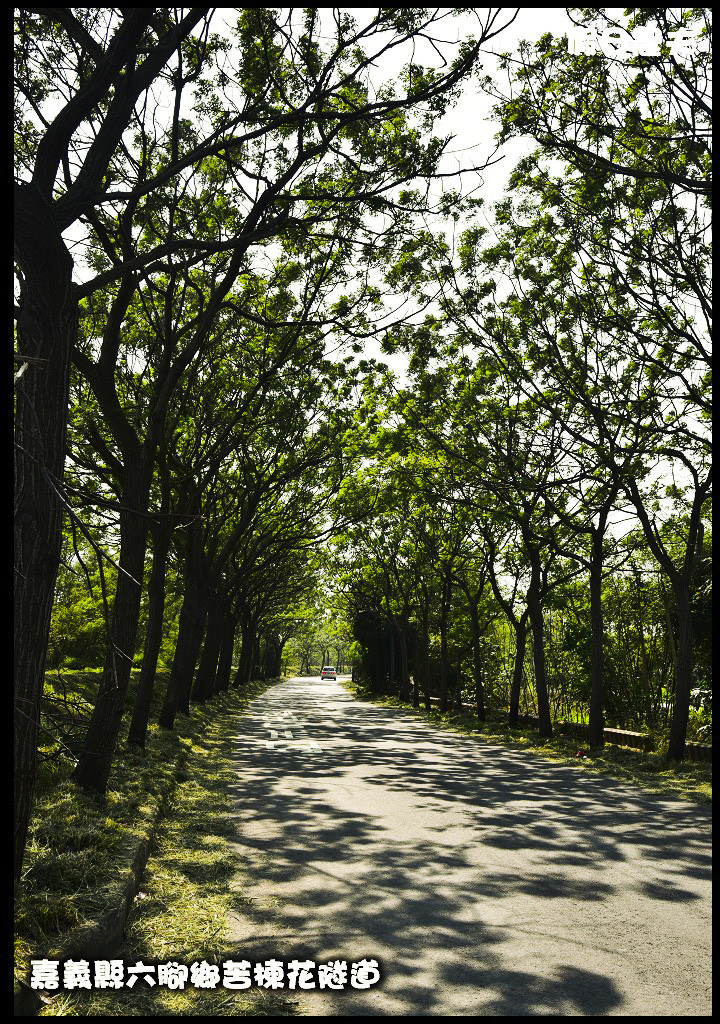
(225, 677), (712, 1016)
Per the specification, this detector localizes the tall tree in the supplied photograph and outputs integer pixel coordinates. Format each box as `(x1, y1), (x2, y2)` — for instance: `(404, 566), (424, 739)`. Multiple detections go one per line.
(14, 7), (209, 879)
(15, 9), (519, 817)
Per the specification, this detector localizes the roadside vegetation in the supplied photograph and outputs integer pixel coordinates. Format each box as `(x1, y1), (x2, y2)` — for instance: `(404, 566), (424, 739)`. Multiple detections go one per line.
(16, 672), (298, 1016)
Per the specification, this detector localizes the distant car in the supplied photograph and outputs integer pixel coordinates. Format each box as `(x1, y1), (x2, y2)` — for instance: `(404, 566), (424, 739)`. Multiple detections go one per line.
(320, 665), (336, 680)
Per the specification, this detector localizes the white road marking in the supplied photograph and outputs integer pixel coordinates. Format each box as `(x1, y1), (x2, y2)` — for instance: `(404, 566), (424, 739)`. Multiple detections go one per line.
(249, 705), (323, 753)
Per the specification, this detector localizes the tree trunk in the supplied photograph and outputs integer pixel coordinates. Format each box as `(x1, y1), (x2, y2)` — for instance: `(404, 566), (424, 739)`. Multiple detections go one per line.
(214, 614), (237, 694)
(72, 454), (153, 792)
(438, 584), (450, 712)
(508, 613), (529, 726)
(454, 648), (463, 712)
(177, 603), (208, 715)
(14, 181), (76, 878)
(269, 639), (284, 678)
(419, 594), (432, 712)
(398, 627), (410, 701)
(588, 537), (605, 750)
(233, 615), (254, 687)
(192, 589), (224, 703)
(469, 602), (485, 722)
(249, 629), (260, 681)
(159, 522), (207, 727)
(667, 581), (693, 762)
(527, 547), (552, 738)
(127, 518), (171, 747)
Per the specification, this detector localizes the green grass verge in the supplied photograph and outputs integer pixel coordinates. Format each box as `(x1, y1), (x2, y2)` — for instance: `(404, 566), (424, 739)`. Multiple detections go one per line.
(340, 680), (712, 805)
(16, 674), (300, 1017)
(16, 671), (183, 977)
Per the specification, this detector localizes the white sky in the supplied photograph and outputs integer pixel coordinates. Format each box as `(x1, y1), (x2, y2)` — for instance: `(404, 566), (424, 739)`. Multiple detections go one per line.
(340, 7), (581, 371)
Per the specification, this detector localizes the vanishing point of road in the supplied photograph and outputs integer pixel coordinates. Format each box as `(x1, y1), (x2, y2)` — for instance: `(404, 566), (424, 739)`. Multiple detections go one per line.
(225, 676), (711, 1016)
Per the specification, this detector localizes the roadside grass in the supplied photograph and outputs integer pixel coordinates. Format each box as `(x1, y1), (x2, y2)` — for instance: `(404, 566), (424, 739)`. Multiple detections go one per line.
(16, 671), (299, 1017)
(340, 680), (712, 805)
(16, 670), (180, 980)
(35, 680), (299, 1017)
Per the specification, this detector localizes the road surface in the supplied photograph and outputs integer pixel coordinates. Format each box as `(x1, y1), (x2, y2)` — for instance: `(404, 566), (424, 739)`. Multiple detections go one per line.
(225, 677), (712, 1016)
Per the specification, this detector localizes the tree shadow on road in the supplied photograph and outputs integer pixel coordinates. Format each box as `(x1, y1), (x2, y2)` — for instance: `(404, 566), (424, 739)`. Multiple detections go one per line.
(222, 679), (711, 1016)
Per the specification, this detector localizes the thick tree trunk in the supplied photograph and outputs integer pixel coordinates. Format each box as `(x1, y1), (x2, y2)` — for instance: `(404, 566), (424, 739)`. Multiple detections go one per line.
(235, 614), (258, 686)
(423, 629), (432, 712)
(625, 476), (705, 761)
(268, 639), (284, 678)
(508, 615), (528, 726)
(127, 519), (171, 747)
(72, 454), (153, 792)
(214, 614), (237, 694)
(14, 182), (76, 879)
(177, 603), (208, 716)
(249, 629), (260, 682)
(159, 522), (206, 728)
(262, 639), (276, 679)
(527, 548), (552, 738)
(667, 581), (693, 762)
(191, 589), (224, 703)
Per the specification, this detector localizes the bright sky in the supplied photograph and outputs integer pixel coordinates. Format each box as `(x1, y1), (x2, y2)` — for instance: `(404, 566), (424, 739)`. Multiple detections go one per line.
(348, 8), (580, 369)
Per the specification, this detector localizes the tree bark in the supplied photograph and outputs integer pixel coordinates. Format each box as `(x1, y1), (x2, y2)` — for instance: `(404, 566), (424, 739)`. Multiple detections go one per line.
(191, 589), (224, 703)
(249, 628), (260, 682)
(14, 181), (76, 879)
(527, 546), (552, 738)
(438, 580), (451, 712)
(508, 614), (528, 726)
(234, 612), (257, 687)
(177, 603), (208, 716)
(454, 648), (463, 712)
(72, 453), (153, 792)
(127, 517), (171, 747)
(214, 614), (237, 694)
(398, 627), (410, 702)
(469, 602), (485, 722)
(419, 590), (432, 712)
(667, 581), (693, 762)
(159, 521), (206, 727)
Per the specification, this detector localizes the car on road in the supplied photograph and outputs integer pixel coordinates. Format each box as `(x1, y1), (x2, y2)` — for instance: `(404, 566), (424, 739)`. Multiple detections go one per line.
(320, 665), (337, 680)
